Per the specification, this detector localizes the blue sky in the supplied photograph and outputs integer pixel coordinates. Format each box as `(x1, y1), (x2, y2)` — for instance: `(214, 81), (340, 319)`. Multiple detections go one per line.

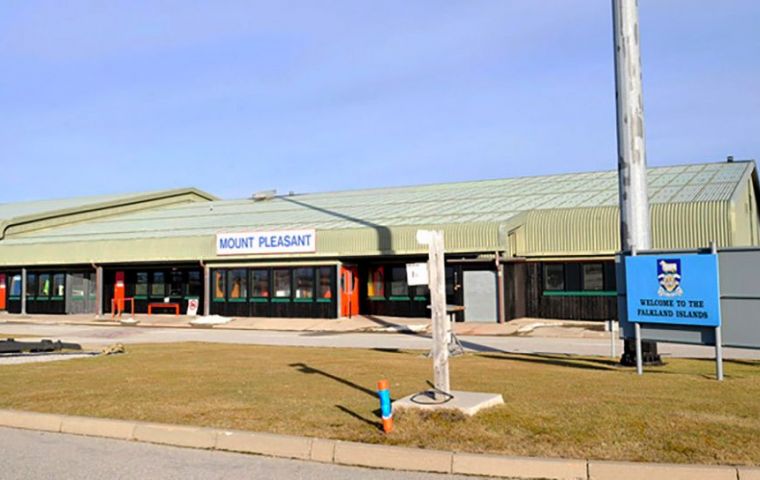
(1, 1), (758, 201)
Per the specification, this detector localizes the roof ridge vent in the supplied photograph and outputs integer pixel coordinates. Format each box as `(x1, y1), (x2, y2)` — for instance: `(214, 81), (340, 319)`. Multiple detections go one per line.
(252, 189), (277, 201)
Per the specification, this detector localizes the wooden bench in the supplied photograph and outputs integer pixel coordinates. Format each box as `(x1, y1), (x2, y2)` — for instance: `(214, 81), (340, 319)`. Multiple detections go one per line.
(148, 302), (180, 316)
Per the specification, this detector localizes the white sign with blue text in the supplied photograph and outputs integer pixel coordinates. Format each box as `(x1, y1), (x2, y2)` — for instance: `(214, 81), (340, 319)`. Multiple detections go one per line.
(625, 253), (721, 327)
(216, 230), (316, 256)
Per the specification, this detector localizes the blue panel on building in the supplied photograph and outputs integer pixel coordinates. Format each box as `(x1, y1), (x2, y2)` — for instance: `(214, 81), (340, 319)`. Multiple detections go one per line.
(625, 254), (721, 327)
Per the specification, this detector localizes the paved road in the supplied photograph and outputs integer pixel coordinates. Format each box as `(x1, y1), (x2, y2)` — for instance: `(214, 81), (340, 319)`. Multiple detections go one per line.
(1, 322), (758, 359)
(0, 427), (483, 480)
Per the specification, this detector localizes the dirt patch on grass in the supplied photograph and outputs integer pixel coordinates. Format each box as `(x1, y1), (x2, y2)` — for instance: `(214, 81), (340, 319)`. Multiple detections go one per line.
(0, 343), (758, 465)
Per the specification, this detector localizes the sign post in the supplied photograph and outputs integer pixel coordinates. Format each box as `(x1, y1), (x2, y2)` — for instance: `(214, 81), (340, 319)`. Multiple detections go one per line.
(711, 242), (723, 381)
(625, 251), (722, 379)
(417, 230), (450, 396)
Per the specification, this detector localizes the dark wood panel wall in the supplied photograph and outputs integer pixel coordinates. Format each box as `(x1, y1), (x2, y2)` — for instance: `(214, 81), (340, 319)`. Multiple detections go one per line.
(506, 261), (618, 321)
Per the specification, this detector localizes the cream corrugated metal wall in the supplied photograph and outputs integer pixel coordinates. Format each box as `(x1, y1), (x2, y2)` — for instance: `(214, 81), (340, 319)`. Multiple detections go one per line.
(0, 222), (507, 266)
(520, 201), (734, 257)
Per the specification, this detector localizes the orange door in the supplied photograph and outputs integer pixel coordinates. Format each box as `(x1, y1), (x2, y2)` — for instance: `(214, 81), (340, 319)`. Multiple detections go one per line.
(340, 266), (359, 317)
(0, 274), (6, 310)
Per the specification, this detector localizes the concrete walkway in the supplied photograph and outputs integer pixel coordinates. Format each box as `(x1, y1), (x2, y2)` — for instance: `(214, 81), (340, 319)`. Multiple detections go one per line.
(0, 312), (608, 338)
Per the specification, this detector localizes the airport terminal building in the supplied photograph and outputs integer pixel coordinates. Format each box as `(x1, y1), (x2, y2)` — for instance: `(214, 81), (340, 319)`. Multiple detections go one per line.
(0, 160), (757, 323)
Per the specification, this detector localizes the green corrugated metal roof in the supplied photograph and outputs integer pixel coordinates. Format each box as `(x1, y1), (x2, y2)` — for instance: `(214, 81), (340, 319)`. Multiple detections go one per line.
(5, 161), (753, 245)
(0, 188), (217, 240)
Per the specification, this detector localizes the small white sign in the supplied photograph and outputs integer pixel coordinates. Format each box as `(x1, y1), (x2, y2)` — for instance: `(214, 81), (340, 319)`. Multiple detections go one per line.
(406, 263), (429, 286)
(216, 229), (316, 255)
(187, 298), (199, 316)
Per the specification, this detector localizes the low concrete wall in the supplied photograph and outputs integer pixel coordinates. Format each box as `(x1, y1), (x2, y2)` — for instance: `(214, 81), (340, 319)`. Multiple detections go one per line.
(0, 409), (756, 479)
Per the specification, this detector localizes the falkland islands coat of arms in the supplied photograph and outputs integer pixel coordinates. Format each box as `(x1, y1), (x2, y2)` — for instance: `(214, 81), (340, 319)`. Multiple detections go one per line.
(657, 259), (683, 297)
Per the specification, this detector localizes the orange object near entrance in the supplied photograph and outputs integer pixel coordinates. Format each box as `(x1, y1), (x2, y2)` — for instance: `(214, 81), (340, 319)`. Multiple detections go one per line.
(148, 302), (180, 316)
(340, 265), (359, 317)
(114, 271), (126, 313)
(0, 274), (6, 311)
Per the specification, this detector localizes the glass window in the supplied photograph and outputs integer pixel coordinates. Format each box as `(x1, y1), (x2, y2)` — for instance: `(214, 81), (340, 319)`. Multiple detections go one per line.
(294, 267), (314, 299)
(582, 263), (604, 291)
(367, 266), (385, 298)
(27, 273), (37, 298)
(273, 269), (291, 298)
(37, 273), (50, 297)
(389, 267), (408, 297)
(135, 272), (148, 297)
(251, 269), (270, 297)
(151, 272), (166, 297)
(186, 271), (202, 297)
(169, 270), (183, 297)
(10, 274), (21, 297)
(52, 274), (65, 297)
(227, 269), (248, 299)
(317, 267), (333, 299)
(543, 264), (565, 291)
(414, 284), (430, 299)
(213, 270), (225, 300)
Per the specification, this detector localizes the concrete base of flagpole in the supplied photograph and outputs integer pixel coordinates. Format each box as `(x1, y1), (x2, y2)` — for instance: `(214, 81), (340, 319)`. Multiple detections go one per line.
(394, 390), (504, 416)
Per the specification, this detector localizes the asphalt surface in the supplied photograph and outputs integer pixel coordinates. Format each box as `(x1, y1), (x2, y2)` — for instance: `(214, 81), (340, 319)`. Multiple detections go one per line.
(1, 322), (759, 359)
(0, 427), (484, 480)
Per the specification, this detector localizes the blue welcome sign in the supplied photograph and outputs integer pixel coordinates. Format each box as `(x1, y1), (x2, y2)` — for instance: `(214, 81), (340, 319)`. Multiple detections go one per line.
(625, 253), (721, 327)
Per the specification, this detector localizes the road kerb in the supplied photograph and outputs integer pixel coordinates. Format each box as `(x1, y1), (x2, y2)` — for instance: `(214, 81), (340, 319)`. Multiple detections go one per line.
(333, 441), (452, 474)
(216, 430), (312, 460)
(0, 409), (755, 480)
(309, 438), (336, 463)
(588, 460), (738, 480)
(60, 415), (136, 440)
(453, 452), (586, 480)
(0, 410), (62, 433)
(738, 467), (760, 480)
(132, 423), (217, 449)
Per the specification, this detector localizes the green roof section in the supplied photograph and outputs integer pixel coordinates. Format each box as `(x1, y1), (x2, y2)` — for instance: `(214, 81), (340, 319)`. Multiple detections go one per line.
(6, 161), (754, 243)
(0, 188), (216, 240)
(0, 160), (756, 266)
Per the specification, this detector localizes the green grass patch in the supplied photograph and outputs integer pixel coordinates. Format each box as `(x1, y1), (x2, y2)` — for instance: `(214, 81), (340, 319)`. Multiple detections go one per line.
(0, 343), (758, 465)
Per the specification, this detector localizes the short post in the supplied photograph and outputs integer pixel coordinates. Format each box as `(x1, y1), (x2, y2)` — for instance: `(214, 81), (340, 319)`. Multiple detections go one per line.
(377, 379), (393, 433)
(635, 322), (643, 375)
(20, 268), (27, 315)
(609, 320), (617, 359)
(418, 230), (450, 396)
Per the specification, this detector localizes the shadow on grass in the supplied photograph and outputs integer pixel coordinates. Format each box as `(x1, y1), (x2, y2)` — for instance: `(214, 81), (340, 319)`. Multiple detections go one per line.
(691, 357), (760, 367)
(479, 352), (624, 371)
(335, 405), (382, 431)
(290, 362), (376, 397)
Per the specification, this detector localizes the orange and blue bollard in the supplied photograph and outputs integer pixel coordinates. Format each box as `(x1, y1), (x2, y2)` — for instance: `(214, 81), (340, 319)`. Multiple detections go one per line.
(377, 379), (393, 433)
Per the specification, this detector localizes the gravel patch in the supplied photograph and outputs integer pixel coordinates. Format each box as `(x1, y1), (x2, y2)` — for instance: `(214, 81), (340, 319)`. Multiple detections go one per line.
(0, 352), (99, 365)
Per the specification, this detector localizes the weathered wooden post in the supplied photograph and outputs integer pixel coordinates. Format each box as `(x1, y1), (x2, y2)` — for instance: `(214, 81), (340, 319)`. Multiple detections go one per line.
(417, 230), (450, 395)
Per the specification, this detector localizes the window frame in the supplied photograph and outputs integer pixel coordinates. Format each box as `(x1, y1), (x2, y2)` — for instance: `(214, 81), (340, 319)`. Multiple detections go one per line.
(543, 263), (566, 291)
(581, 263), (605, 291)
(272, 268), (292, 301)
(227, 268), (248, 301)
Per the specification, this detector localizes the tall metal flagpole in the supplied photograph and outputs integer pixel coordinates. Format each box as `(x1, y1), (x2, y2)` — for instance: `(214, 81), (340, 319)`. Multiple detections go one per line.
(613, 0), (650, 250)
(612, 0), (660, 366)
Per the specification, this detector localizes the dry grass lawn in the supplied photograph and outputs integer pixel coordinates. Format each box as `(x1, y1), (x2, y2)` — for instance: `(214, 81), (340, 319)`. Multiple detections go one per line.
(0, 342), (758, 465)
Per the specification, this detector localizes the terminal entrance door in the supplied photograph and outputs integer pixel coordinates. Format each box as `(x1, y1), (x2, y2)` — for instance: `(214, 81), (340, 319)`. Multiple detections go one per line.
(340, 265), (359, 317)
